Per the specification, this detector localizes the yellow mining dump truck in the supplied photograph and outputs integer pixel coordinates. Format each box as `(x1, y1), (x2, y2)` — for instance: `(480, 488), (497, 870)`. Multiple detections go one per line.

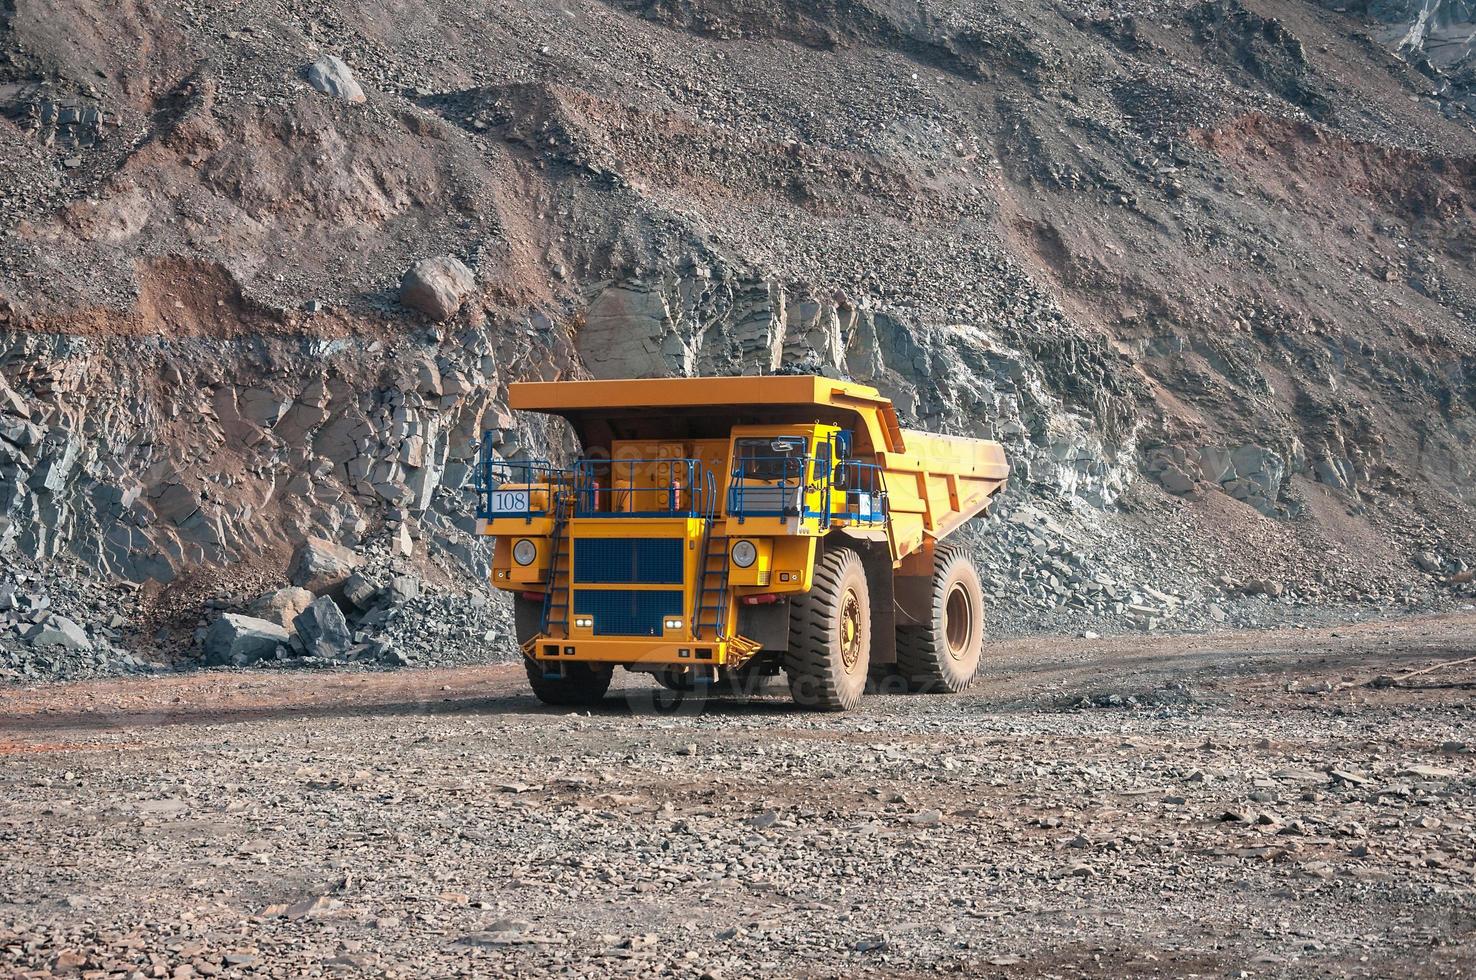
(475, 375), (1009, 710)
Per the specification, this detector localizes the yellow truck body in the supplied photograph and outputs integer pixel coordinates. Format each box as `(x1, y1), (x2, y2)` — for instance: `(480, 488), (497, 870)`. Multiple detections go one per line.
(476, 375), (1008, 710)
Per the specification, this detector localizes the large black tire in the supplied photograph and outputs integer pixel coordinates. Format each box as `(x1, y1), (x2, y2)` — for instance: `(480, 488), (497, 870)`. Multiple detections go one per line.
(784, 547), (871, 711)
(524, 658), (614, 706)
(896, 547), (985, 693)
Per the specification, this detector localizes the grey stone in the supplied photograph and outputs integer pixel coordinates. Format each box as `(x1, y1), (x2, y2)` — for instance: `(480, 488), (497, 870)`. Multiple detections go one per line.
(1195, 446), (1236, 484)
(1230, 444), (1285, 498)
(1157, 465), (1196, 496)
(0, 416), (42, 448)
(303, 55), (367, 103)
(0, 377), (28, 419)
(1314, 457), (1355, 491)
(203, 615), (289, 666)
(388, 575), (421, 603)
(149, 482), (200, 525)
(238, 387), (289, 426)
(343, 572), (381, 611)
(288, 537), (362, 594)
(1414, 552), (1443, 573)
(415, 360), (443, 398)
(400, 257), (475, 321)
(25, 616), (92, 652)
(27, 434), (80, 494)
(294, 595), (354, 659)
(247, 586), (316, 629)
(14, 592), (49, 614)
(578, 284), (679, 378)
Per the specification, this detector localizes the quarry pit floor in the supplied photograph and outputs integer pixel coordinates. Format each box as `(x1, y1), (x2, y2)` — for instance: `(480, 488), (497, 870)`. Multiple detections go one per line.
(3, 615), (1475, 978)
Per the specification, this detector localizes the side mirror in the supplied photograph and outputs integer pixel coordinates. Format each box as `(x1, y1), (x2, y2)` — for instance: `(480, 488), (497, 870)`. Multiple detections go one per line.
(833, 463), (850, 491)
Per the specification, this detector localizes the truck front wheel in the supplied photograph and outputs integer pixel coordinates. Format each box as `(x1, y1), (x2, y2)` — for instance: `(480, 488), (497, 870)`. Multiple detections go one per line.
(524, 659), (613, 706)
(896, 547), (985, 693)
(785, 547), (870, 711)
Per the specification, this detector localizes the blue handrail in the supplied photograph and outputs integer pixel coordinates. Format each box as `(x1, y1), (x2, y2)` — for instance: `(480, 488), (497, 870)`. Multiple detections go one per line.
(727, 455), (889, 525)
(571, 458), (717, 517)
(727, 455), (807, 520)
(831, 460), (889, 525)
(473, 433), (571, 520)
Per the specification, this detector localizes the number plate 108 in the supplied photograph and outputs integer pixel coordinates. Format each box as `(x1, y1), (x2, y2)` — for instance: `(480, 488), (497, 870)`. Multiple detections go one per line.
(489, 490), (530, 513)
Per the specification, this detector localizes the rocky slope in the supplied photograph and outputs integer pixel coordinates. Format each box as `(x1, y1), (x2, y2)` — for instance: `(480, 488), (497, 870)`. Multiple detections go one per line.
(1, 0), (1475, 673)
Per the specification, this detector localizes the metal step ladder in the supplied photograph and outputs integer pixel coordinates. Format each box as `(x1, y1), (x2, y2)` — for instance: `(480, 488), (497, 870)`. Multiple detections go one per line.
(540, 495), (573, 639)
(692, 521), (730, 641)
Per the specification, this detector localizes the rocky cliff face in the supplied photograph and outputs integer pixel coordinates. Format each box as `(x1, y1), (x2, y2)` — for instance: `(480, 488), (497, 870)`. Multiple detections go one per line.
(2, 0), (1475, 666)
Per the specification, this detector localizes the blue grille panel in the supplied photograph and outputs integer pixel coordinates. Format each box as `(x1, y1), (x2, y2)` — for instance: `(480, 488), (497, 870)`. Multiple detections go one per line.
(573, 538), (684, 584)
(573, 590), (684, 636)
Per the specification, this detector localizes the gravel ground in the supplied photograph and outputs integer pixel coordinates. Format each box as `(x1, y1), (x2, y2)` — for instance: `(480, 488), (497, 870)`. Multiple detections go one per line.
(2, 616), (1475, 978)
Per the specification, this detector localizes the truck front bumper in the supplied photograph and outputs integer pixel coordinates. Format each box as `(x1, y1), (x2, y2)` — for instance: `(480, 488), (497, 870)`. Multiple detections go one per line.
(525, 635), (737, 667)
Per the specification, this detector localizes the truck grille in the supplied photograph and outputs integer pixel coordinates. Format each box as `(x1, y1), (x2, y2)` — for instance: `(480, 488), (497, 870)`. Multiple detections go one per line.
(572, 538), (683, 584)
(573, 589), (684, 636)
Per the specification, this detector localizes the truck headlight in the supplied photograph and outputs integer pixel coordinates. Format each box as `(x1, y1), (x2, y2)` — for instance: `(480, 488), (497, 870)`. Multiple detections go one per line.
(513, 539), (537, 566)
(731, 540), (757, 568)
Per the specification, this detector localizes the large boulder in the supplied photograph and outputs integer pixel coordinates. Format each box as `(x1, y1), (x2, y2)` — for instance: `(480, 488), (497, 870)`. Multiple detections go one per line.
(342, 573), (381, 611)
(293, 596), (354, 659)
(25, 616), (92, 652)
(203, 615), (289, 667)
(303, 55), (366, 103)
(247, 586), (316, 629)
(400, 257), (475, 321)
(288, 537), (361, 595)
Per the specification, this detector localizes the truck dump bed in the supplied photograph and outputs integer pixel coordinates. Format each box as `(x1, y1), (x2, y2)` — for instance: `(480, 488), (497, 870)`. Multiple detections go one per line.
(507, 375), (1008, 563)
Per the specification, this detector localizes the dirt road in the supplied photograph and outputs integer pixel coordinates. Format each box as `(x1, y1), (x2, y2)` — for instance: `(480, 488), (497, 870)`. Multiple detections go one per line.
(3, 615), (1475, 977)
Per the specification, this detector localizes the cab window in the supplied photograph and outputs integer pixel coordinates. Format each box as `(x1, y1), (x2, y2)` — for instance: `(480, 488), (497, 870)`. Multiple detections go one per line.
(733, 437), (807, 481)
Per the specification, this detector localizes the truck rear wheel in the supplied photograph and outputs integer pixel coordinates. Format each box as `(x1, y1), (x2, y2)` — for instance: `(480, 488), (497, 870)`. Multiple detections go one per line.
(785, 547), (870, 711)
(524, 658), (613, 706)
(896, 547), (984, 693)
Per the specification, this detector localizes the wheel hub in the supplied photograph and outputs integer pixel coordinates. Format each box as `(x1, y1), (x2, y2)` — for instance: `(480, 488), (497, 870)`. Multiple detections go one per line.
(839, 587), (863, 671)
(944, 582), (972, 661)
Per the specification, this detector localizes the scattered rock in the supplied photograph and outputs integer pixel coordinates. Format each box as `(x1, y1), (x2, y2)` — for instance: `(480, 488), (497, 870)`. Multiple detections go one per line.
(247, 586), (316, 629)
(342, 573), (381, 611)
(24, 616), (91, 652)
(204, 615), (290, 667)
(400, 256), (476, 321)
(293, 596), (354, 660)
(288, 537), (362, 595)
(303, 56), (367, 103)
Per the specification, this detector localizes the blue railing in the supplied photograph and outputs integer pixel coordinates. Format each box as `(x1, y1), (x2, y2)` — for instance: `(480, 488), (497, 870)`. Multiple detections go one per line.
(473, 433), (570, 520)
(572, 458), (718, 518)
(727, 456), (807, 519)
(830, 460), (889, 525)
(727, 455), (889, 525)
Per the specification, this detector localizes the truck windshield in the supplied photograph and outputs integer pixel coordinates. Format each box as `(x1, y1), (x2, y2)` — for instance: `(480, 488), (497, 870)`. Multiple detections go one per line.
(733, 437), (808, 482)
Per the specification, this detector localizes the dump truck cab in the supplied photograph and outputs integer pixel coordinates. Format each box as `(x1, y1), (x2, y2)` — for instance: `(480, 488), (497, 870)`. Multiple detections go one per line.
(476, 375), (1008, 710)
